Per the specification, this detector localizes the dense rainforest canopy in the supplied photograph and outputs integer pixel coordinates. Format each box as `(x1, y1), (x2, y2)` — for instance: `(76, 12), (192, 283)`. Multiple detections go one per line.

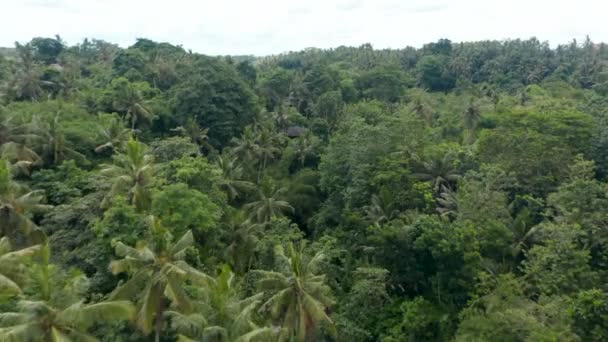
(1, 35), (608, 341)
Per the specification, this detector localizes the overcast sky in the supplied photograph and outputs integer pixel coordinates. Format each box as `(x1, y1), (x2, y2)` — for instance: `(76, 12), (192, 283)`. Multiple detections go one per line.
(0, 0), (605, 55)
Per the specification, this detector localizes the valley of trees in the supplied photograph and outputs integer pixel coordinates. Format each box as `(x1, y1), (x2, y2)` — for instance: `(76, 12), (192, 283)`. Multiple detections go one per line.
(1, 35), (608, 341)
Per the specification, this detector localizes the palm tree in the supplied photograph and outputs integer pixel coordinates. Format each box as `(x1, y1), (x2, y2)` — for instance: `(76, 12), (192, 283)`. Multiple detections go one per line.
(225, 220), (260, 274)
(109, 218), (213, 342)
(462, 99), (481, 144)
(436, 184), (458, 219)
(168, 265), (278, 342)
(95, 114), (132, 154)
(111, 80), (154, 130)
(0, 244), (135, 341)
(171, 116), (214, 153)
(255, 243), (336, 342)
(0, 159), (49, 244)
(363, 189), (398, 225)
(411, 97), (433, 126)
(255, 123), (283, 179)
(244, 183), (294, 224)
(31, 113), (88, 166)
(215, 156), (255, 201)
(9, 42), (47, 101)
(0, 237), (40, 297)
(100, 138), (155, 211)
(231, 126), (260, 166)
(0, 115), (42, 171)
(292, 131), (317, 167)
(414, 152), (461, 194)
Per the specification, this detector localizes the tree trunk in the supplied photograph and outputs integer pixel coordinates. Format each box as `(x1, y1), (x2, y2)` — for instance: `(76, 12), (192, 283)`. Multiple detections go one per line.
(154, 296), (165, 342)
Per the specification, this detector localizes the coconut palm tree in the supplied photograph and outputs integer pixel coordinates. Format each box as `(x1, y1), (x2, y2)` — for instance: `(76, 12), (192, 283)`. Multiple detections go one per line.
(168, 265), (278, 342)
(410, 97), (433, 127)
(0, 237), (40, 297)
(231, 126), (260, 167)
(109, 218), (213, 342)
(292, 131), (317, 167)
(171, 116), (214, 153)
(363, 188), (398, 225)
(244, 183), (294, 224)
(31, 113), (88, 166)
(215, 156), (255, 201)
(255, 243), (336, 342)
(414, 152), (461, 193)
(254, 125), (281, 181)
(0, 115), (42, 170)
(436, 184), (458, 219)
(100, 138), (155, 211)
(0, 159), (49, 244)
(95, 114), (132, 154)
(462, 98), (481, 144)
(224, 220), (260, 274)
(0, 244), (135, 341)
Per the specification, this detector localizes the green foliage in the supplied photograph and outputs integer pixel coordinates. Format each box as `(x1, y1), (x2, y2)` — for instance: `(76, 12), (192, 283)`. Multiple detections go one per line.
(3, 35), (608, 341)
(152, 183), (221, 237)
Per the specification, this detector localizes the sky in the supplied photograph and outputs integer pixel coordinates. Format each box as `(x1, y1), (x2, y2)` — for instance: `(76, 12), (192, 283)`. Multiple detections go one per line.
(0, 0), (605, 56)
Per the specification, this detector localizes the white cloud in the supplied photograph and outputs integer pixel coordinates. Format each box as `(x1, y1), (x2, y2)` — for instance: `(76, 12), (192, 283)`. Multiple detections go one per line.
(0, 0), (604, 55)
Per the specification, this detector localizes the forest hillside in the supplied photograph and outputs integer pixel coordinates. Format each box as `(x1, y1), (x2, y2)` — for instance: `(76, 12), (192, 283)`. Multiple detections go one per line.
(1, 36), (608, 341)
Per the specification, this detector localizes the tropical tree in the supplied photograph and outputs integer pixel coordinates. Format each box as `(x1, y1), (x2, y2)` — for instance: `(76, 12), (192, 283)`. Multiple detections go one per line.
(414, 152), (461, 193)
(171, 116), (213, 153)
(255, 124), (282, 178)
(0, 237), (40, 297)
(0, 244), (135, 341)
(462, 98), (481, 144)
(95, 113), (132, 153)
(101, 138), (155, 211)
(244, 182), (294, 224)
(8, 42), (48, 101)
(107, 77), (155, 130)
(292, 131), (318, 167)
(0, 159), (49, 244)
(109, 218), (213, 342)
(0, 115), (41, 170)
(255, 243), (336, 342)
(224, 220), (260, 274)
(31, 113), (88, 166)
(215, 156), (255, 201)
(231, 126), (260, 167)
(168, 265), (277, 342)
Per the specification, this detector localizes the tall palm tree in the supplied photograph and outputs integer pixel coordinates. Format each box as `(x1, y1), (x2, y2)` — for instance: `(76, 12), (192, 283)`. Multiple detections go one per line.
(168, 265), (277, 342)
(111, 80), (154, 130)
(255, 243), (336, 342)
(215, 156), (255, 201)
(436, 184), (458, 219)
(32, 113), (88, 166)
(255, 124), (282, 178)
(0, 244), (135, 341)
(462, 99), (481, 144)
(100, 138), (155, 211)
(109, 218), (213, 342)
(224, 220), (260, 274)
(95, 114), (132, 154)
(0, 237), (40, 297)
(411, 97), (433, 127)
(9, 42), (47, 101)
(292, 131), (317, 167)
(171, 116), (214, 153)
(0, 115), (42, 170)
(414, 152), (461, 194)
(0, 159), (49, 244)
(244, 183), (294, 224)
(363, 189), (398, 225)
(231, 126), (260, 167)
